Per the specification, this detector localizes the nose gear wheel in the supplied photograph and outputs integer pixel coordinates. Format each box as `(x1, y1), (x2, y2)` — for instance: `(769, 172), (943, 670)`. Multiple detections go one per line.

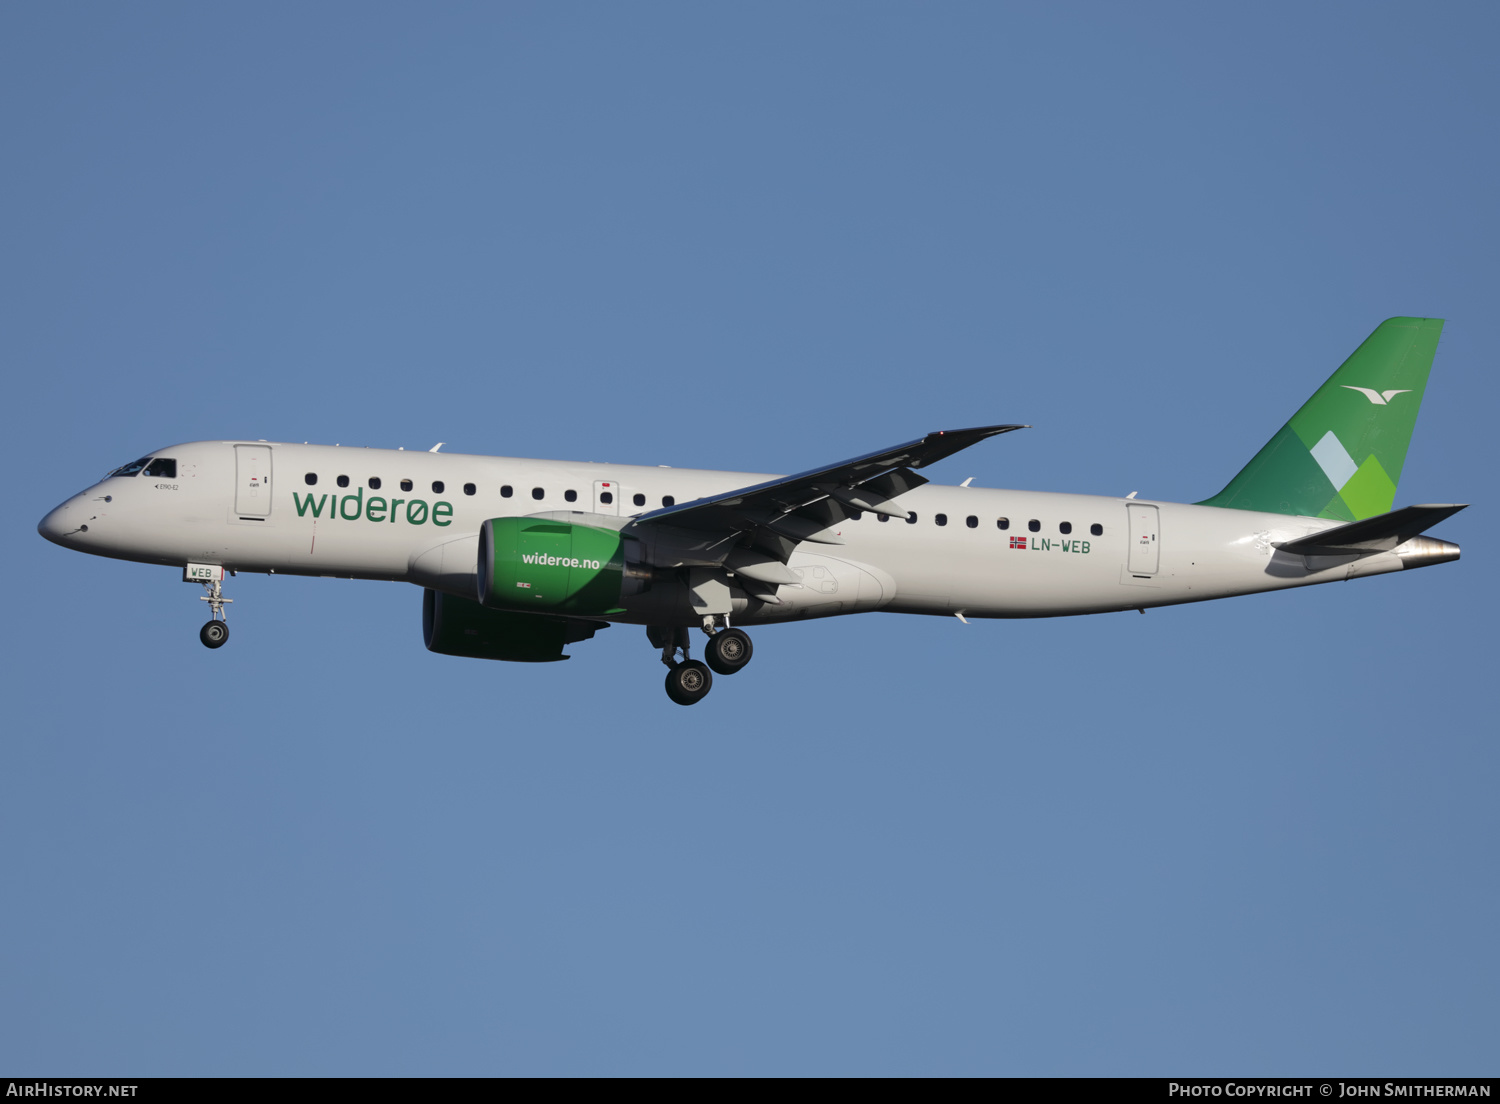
(196, 577), (233, 649)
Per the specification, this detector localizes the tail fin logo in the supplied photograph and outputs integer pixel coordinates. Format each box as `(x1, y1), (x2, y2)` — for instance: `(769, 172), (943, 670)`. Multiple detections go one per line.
(1341, 386), (1411, 405)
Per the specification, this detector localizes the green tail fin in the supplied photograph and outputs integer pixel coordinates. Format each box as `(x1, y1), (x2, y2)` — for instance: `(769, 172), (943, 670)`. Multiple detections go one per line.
(1198, 317), (1444, 520)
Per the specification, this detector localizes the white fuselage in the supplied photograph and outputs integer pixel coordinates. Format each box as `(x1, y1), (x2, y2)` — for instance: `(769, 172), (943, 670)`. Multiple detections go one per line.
(38, 440), (1437, 626)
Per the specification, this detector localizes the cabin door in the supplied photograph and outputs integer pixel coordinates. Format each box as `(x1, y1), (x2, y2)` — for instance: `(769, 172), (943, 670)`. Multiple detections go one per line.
(1126, 503), (1159, 575)
(235, 445), (273, 517)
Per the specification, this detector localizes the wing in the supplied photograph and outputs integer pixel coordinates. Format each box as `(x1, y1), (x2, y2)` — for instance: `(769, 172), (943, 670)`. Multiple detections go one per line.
(627, 424), (1028, 571)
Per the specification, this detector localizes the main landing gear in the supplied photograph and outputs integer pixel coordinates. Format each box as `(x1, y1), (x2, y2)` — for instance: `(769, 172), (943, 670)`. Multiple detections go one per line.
(652, 617), (755, 705)
(198, 578), (232, 650)
(665, 659), (713, 706)
(704, 627), (753, 675)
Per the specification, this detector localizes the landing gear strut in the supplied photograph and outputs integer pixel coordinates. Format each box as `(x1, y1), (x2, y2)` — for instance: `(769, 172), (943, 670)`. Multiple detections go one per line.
(650, 625), (713, 706)
(198, 578), (232, 650)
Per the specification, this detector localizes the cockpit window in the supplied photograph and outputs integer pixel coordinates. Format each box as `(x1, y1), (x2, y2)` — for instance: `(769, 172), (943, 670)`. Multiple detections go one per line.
(144, 458), (177, 479)
(108, 456), (153, 478)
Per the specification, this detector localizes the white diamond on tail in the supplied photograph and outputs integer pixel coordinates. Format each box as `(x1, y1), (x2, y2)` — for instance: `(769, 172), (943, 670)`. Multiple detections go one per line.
(1310, 430), (1358, 491)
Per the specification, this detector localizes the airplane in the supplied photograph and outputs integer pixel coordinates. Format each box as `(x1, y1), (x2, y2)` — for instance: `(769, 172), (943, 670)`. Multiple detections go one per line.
(38, 317), (1464, 705)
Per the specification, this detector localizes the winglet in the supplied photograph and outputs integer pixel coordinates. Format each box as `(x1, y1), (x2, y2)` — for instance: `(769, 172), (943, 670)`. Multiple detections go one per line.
(912, 425), (1029, 468)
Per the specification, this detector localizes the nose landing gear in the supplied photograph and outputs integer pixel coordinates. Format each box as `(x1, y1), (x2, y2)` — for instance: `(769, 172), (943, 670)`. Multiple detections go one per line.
(198, 577), (233, 650)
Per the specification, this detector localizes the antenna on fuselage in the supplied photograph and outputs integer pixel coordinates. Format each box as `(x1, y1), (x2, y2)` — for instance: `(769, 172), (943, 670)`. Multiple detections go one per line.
(429, 443), (444, 453)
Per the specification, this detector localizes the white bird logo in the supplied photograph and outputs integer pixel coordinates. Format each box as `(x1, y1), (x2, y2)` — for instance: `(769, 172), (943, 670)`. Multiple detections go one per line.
(1341, 386), (1411, 405)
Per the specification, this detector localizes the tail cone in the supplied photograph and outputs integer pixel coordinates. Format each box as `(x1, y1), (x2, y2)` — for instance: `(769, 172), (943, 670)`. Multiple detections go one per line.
(1395, 536), (1460, 570)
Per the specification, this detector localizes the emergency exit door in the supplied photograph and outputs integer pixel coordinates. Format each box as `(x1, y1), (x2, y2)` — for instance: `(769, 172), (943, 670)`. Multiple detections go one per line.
(593, 479), (620, 515)
(1126, 502), (1159, 575)
(235, 445), (273, 517)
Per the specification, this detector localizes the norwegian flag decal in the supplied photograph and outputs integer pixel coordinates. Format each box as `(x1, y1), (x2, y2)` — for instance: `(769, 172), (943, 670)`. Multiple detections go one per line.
(1010, 536), (1027, 550)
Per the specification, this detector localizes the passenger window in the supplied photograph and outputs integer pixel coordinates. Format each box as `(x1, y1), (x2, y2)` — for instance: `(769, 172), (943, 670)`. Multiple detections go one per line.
(996, 517), (1010, 530)
(144, 458), (177, 479)
(935, 513), (948, 527)
(878, 513), (889, 522)
(849, 510), (862, 520)
(663, 495), (675, 507)
(501, 485), (513, 498)
(432, 481), (445, 494)
(600, 491), (614, 505)
(633, 493), (646, 507)
(1091, 523), (1103, 536)
(906, 512), (918, 524)
(1028, 519), (1040, 532)
(966, 515), (978, 528)
(564, 489), (578, 503)
(368, 477), (382, 490)
(337, 475), (350, 488)
(304, 473), (318, 486)
(463, 483), (476, 496)
(1059, 521), (1072, 534)
(108, 456), (152, 478)
(400, 479), (413, 492)
(532, 487), (544, 500)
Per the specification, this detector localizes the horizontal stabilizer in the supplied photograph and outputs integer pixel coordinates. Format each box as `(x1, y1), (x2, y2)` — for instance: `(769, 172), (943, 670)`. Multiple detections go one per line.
(1274, 503), (1467, 555)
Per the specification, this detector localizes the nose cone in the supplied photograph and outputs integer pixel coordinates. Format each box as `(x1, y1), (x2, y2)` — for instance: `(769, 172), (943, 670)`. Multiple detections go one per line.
(38, 499), (86, 548)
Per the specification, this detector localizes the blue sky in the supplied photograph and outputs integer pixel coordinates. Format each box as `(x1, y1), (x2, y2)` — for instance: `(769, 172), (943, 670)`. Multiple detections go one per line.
(2, 2), (1496, 1075)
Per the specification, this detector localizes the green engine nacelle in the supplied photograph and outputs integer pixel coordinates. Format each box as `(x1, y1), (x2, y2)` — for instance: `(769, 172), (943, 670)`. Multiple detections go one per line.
(477, 517), (629, 616)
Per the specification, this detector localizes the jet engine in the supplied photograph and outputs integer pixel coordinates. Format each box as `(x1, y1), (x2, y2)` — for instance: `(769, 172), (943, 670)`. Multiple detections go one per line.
(476, 517), (649, 616)
(422, 588), (605, 662)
